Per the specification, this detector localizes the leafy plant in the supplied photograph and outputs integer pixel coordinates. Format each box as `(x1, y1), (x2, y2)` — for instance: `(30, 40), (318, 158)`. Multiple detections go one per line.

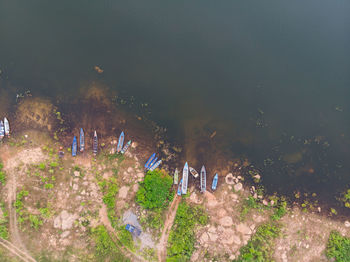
(326, 230), (350, 261)
(29, 214), (43, 230)
(271, 198), (287, 221)
(117, 226), (135, 251)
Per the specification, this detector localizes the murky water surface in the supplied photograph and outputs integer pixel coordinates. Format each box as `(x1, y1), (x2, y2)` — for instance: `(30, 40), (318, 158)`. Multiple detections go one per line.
(1, 0), (350, 205)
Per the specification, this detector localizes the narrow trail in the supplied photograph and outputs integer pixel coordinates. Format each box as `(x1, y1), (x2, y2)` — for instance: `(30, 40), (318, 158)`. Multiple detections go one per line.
(157, 195), (181, 262)
(99, 205), (146, 262)
(0, 237), (36, 262)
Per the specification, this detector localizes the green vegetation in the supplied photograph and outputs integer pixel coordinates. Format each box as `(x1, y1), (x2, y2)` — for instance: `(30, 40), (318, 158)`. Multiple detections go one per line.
(140, 208), (163, 230)
(234, 222), (281, 262)
(0, 162), (5, 185)
(166, 202), (208, 261)
(240, 196), (268, 221)
(117, 226), (135, 251)
(136, 170), (173, 210)
(91, 225), (130, 262)
(28, 214), (43, 230)
(326, 230), (350, 261)
(270, 198), (287, 221)
(0, 202), (9, 239)
(341, 189), (350, 208)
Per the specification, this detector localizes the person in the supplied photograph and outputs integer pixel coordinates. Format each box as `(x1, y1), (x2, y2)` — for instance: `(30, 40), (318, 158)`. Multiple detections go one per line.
(58, 147), (64, 158)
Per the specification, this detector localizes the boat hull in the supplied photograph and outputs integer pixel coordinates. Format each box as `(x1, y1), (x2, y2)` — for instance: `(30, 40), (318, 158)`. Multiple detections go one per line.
(79, 128), (85, 152)
(182, 162), (189, 194)
(212, 174), (218, 190)
(72, 136), (77, 156)
(93, 131), (98, 155)
(121, 140), (131, 154)
(117, 131), (125, 153)
(149, 160), (162, 171)
(4, 118), (10, 137)
(200, 165), (206, 193)
(145, 153), (156, 169)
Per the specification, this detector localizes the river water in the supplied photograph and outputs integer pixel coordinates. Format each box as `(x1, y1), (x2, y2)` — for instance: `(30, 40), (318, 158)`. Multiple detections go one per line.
(1, 1), (350, 207)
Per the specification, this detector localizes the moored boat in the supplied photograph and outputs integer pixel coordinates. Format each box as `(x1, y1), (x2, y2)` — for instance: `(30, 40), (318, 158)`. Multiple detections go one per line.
(200, 165), (206, 193)
(189, 167), (199, 178)
(145, 153), (156, 169)
(149, 160), (162, 171)
(4, 118), (10, 137)
(212, 173), (218, 191)
(79, 128), (85, 152)
(0, 121), (4, 140)
(93, 131), (98, 155)
(173, 168), (179, 185)
(177, 179), (183, 196)
(117, 131), (125, 153)
(72, 136), (77, 157)
(182, 162), (189, 195)
(121, 140), (131, 154)
(147, 157), (158, 170)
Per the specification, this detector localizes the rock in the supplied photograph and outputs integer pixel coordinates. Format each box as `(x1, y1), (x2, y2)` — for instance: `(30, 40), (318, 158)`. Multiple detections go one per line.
(230, 193), (238, 200)
(229, 255), (236, 260)
(118, 186), (129, 199)
(208, 226), (217, 233)
(262, 199), (268, 206)
(74, 171), (80, 177)
(81, 190), (86, 195)
(208, 232), (218, 242)
(345, 221), (350, 227)
(253, 174), (261, 181)
(217, 208), (227, 218)
(132, 184), (139, 192)
(61, 231), (70, 238)
(73, 184), (79, 191)
(225, 173), (235, 185)
(236, 223), (252, 235)
(131, 142), (138, 148)
(204, 191), (218, 207)
(54, 210), (78, 230)
(200, 232), (209, 244)
(219, 216), (233, 227)
(191, 250), (200, 262)
(221, 229), (237, 245)
(234, 183), (243, 192)
(127, 167), (134, 173)
(137, 172), (144, 179)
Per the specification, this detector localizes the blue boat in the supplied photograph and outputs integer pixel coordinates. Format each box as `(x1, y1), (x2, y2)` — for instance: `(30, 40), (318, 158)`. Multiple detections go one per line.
(212, 173), (218, 191)
(182, 162), (189, 195)
(149, 160), (162, 171)
(145, 153), (156, 169)
(121, 140), (131, 154)
(0, 121), (4, 140)
(177, 179), (183, 196)
(79, 128), (85, 152)
(147, 157), (158, 170)
(72, 136), (77, 156)
(117, 131), (125, 153)
(93, 131), (98, 155)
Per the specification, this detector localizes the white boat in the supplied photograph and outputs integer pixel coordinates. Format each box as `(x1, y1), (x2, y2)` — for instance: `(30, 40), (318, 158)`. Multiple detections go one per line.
(173, 168), (179, 185)
(189, 167), (199, 178)
(4, 118), (10, 137)
(182, 162), (189, 195)
(200, 165), (206, 193)
(0, 121), (4, 140)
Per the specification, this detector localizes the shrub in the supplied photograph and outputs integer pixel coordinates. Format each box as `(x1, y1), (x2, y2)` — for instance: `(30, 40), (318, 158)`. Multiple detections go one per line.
(136, 170), (173, 210)
(271, 199), (287, 221)
(326, 230), (350, 261)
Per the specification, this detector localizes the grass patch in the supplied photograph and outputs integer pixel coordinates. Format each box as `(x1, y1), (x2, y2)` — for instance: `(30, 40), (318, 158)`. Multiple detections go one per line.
(117, 226), (135, 251)
(166, 202), (208, 261)
(234, 222), (281, 262)
(91, 225), (130, 262)
(240, 196), (269, 221)
(326, 230), (350, 261)
(0, 162), (5, 185)
(270, 198), (287, 221)
(0, 202), (9, 239)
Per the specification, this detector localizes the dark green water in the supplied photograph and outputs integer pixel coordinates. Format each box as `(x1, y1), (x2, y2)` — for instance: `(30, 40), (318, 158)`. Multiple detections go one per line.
(1, 1), (350, 206)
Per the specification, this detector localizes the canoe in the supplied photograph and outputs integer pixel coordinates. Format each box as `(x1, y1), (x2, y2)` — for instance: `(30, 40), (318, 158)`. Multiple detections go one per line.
(200, 165), (206, 193)
(93, 130), (98, 155)
(79, 128), (85, 152)
(72, 136), (77, 157)
(181, 162), (188, 195)
(177, 179), (183, 196)
(0, 121), (4, 140)
(121, 140), (131, 154)
(173, 168), (179, 185)
(117, 131), (125, 153)
(145, 153), (156, 169)
(189, 167), (199, 178)
(147, 157), (158, 170)
(212, 173), (218, 191)
(4, 118), (10, 137)
(149, 160), (162, 171)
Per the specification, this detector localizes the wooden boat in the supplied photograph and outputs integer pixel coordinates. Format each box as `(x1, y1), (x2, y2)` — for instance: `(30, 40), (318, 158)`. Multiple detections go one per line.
(79, 128), (85, 152)
(189, 167), (199, 178)
(93, 131), (98, 155)
(145, 153), (156, 168)
(181, 162), (189, 195)
(173, 168), (179, 185)
(0, 121), (4, 140)
(149, 160), (162, 171)
(121, 140), (131, 154)
(4, 118), (10, 137)
(72, 136), (77, 157)
(147, 157), (158, 170)
(177, 179), (183, 196)
(200, 165), (206, 193)
(212, 173), (218, 190)
(117, 131), (125, 153)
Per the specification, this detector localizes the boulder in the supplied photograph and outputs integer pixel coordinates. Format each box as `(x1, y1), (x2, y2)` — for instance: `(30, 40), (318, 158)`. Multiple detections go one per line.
(234, 183), (243, 192)
(200, 232), (209, 244)
(219, 216), (233, 227)
(118, 186), (129, 199)
(236, 223), (252, 235)
(345, 221), (350, 227)
(225, 173), (235, 185)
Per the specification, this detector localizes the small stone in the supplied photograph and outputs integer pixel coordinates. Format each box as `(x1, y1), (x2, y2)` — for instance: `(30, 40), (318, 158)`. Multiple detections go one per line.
(118, 186), (129, 199)
(137, 172), (144, 178)
(236, 223), (252, 235)
(74, 171), (80, 177)
(219, 216), (233, 227)
(262, 199), (268, 206)
(208, 232), (218, 242)
(73, 184), (79, 191)
(200, 232), (209, 243)
(229, 255), (236, 260)
(61, 231), (70, 238)
(345, 221), (350, 227)
(127, 167), (134, 173)
(228, 185), (232, 190)
(234, 183), (243, 192)
(131, 142), (138, 148)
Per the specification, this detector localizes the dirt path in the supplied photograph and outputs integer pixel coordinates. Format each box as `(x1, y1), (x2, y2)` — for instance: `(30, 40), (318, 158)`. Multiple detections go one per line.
(0, 237), (36, 262)
(157, 195), (181, 262)
(99, 205), (146, 262)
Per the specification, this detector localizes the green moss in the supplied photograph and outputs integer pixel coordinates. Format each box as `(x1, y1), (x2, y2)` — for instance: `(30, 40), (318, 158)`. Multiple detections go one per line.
(166, 202), (208, 261)
(326, 230), (350, 261)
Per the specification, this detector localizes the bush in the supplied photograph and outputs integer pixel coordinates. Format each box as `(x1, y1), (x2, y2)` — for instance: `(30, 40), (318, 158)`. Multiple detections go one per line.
(136, 170), (173, 210)
(235, 223), (281, 262)
(271, 199), (287, 221)
(167, 202), (208, 261)
(326, 230), (350, 261)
